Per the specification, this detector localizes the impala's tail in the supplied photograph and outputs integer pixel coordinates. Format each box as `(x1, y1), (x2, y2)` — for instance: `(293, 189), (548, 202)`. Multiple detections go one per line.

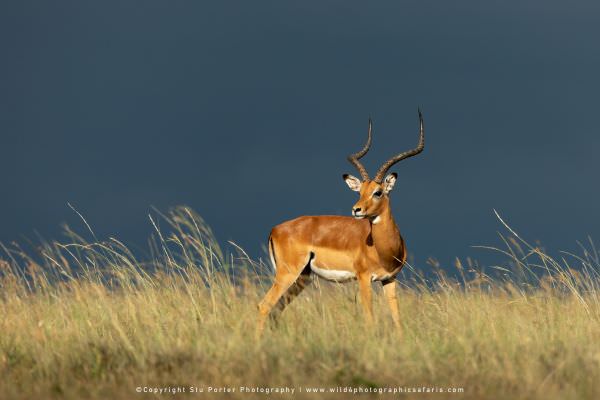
(268, 235), (277, 272)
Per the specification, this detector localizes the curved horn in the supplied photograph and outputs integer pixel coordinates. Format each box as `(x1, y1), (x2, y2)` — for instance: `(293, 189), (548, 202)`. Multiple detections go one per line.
(347, 117), (373, 181)
(373, 109), (425, 183)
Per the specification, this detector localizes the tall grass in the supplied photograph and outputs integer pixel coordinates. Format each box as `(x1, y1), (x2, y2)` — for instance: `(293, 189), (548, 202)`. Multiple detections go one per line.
(1, 206), (599, 399)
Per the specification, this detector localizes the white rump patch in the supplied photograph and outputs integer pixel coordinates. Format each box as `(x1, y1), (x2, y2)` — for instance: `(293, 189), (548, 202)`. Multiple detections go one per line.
(310, 262), (356, 282)
(268, 241), (277, 272)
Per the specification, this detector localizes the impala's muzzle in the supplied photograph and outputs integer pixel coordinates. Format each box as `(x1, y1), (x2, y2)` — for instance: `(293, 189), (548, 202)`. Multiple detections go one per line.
(352, 207), (366, 219)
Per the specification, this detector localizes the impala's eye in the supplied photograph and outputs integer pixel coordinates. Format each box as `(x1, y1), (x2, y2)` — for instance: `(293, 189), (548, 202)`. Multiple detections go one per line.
(373, 190), (383, 198)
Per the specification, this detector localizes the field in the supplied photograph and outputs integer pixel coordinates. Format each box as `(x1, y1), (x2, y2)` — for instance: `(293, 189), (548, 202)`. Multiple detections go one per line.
(1, 207), (599, 399)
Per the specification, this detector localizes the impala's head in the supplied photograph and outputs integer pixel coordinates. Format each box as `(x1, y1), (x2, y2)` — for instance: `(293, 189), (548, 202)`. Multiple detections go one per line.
(342, 110), (425, 221)
(343, 173), (397, 219)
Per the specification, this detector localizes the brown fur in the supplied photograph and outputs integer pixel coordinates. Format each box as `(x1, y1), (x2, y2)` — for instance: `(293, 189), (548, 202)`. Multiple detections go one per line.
(257, 179), (406, 334)
(258, 111), (424, 335)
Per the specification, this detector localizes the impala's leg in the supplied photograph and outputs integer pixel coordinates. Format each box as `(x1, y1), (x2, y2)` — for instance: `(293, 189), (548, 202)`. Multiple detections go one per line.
(357, 273), (374, 325)
(257, 254), (310, 335)
(274, 269), (311, 315)
(382, 279), (401, 330)
(258, 274), (297, 334)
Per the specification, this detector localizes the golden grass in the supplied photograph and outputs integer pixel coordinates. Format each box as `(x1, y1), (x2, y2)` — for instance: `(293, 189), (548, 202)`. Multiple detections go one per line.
(1, 207), (600, 399)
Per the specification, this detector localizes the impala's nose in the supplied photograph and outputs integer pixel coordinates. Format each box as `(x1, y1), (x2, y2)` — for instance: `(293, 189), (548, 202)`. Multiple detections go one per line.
(352, 207), (365, 218)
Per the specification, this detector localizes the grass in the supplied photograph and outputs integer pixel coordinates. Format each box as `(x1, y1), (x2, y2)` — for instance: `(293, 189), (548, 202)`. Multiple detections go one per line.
(1, 206), (600, 399)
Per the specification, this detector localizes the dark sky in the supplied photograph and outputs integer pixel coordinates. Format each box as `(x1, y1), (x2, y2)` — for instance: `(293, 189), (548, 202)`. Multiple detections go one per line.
(1, 1), (599, 268)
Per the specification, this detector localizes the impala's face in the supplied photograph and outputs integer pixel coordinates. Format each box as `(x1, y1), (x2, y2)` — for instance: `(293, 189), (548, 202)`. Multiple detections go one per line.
(343, 173), (397, 220)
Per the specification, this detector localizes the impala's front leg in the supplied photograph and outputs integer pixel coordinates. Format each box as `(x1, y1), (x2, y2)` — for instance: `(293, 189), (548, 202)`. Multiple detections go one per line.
(357, 273), (374, 325)
(382, 279), (401, 331)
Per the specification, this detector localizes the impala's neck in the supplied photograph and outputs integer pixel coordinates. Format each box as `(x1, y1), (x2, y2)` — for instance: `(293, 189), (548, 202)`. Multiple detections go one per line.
(370, 202), (402, 267)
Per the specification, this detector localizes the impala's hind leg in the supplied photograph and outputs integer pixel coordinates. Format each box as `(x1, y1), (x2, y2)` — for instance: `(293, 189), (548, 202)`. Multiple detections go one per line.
(257, 251), (310, 335)
(257, 274), (302, 335)
(273, 267), (311, 317)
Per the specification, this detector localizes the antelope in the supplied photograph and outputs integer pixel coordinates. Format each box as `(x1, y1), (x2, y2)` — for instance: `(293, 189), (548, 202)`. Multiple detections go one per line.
(257, 110), (425, 334)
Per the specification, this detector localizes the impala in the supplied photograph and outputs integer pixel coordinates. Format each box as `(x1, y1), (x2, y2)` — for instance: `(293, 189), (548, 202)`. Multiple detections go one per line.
(257, 110), (425, 334)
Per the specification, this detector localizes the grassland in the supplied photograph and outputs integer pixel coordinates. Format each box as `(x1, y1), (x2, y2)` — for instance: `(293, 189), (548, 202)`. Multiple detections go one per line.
(1, 207), (600, 399)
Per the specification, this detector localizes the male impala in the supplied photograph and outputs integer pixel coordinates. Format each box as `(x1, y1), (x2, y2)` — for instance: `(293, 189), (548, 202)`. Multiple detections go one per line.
(257, 110), (425, 334)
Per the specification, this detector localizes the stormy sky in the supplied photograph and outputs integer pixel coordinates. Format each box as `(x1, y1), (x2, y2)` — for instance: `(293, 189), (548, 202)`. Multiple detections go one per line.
(1, 0), (599, 269)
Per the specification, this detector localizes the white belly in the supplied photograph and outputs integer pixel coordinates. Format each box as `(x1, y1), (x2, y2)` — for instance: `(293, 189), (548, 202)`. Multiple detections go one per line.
(370, 266), (402, 282)
(310, 262), (356, 282)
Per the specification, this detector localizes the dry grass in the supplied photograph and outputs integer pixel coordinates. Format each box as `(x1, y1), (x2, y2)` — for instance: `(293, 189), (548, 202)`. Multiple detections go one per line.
(1, 207), (600, 399)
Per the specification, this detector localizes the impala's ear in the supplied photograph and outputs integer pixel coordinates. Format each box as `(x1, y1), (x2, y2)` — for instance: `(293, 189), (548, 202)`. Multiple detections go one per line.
(382, 173), (397, 194)
(343, 174), (362, 192)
